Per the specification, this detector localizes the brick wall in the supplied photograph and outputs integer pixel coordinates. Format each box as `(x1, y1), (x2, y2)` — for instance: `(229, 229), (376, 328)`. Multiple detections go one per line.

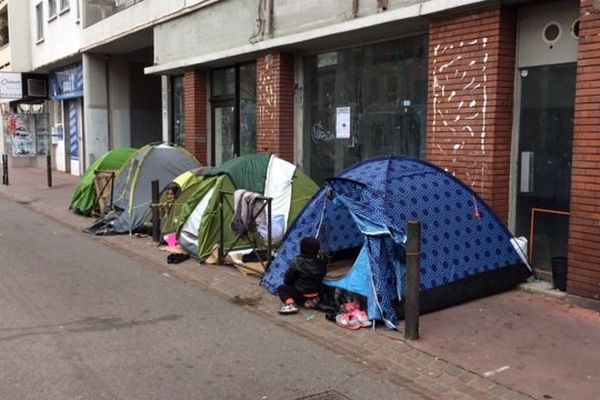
(568, 0), (600, 299)
(183, 69), (208, 165)
(256, 52), (295, 162)
(428, 7), (516, 222)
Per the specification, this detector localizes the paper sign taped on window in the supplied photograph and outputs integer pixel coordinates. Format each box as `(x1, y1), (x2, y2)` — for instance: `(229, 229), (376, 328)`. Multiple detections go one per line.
(336, 107), (351, 139)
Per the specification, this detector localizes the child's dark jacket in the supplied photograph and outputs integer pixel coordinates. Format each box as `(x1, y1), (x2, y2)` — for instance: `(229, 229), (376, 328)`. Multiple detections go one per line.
(284, 256), (327, 294)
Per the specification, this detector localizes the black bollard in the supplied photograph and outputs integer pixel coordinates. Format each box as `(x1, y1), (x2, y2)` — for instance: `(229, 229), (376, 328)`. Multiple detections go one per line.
(151, 180), (160, 243)
(46, 154), (52, 188)
(405, 220), (421, 340)
(2, 154), (8, 186)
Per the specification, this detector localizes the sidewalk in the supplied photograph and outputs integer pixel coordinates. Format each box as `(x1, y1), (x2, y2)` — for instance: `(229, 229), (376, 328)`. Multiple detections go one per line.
(1, 166), (599, 400)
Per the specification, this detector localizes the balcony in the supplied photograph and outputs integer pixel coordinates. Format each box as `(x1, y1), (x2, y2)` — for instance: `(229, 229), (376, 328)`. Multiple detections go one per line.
(84, 0), (144, 28)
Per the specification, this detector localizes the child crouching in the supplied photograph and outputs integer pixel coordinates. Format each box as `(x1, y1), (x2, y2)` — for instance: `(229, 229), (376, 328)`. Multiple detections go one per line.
(277, 237), (327, 314)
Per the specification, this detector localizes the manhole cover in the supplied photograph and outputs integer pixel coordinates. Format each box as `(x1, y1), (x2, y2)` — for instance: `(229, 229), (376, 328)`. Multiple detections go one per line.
(295, 390), (352, 400)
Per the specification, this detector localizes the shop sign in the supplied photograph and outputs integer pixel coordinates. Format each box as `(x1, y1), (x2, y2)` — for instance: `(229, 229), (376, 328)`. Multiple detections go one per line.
(0, 73), (23, 99)
(49, 63), (83, 100)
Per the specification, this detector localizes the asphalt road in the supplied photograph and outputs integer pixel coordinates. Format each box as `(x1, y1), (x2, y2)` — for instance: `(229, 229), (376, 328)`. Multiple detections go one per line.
(0, 196), (422, 400)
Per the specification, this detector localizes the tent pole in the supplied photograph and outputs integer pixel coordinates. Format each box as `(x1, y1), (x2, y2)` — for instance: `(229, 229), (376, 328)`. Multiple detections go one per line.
(405, 220), (421, 340)
(219, 191), (224, 265)
(151, 180), (160, 242)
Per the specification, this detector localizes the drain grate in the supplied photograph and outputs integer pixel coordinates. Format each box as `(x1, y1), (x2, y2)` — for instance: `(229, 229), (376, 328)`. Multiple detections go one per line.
(295, 390), (352, 400)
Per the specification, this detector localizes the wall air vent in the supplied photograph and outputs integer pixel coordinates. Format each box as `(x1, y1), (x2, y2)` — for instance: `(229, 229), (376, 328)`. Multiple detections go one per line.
(27, 78), (47, 98)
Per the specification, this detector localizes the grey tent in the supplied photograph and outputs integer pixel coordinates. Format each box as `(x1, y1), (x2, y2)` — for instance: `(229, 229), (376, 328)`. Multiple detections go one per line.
(86, 143), (200, 235)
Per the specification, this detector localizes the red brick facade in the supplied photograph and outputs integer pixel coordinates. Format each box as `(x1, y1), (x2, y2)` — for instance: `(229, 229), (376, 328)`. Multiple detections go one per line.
(256, 52), (295, 162)
(428, 6), (516, 222)
(183, 69), (208, 165)
(568, 0), (600, 299)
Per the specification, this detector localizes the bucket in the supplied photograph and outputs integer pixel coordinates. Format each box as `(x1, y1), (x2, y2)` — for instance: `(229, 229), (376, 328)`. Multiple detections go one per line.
(551, 257), (567, 291)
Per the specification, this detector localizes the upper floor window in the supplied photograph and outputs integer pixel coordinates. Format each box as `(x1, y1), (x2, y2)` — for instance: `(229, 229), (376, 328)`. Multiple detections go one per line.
(36, 3), (44, 42)
(48, 0), (57, 19)
(60, 0), (70, 12)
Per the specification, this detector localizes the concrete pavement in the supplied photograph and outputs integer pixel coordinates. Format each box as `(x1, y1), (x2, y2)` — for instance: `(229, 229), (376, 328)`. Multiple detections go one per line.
(1, 165), (599, 400)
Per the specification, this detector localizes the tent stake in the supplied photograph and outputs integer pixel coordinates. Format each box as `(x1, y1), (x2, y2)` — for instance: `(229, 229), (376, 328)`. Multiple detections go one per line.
(405, 220), (421, 340)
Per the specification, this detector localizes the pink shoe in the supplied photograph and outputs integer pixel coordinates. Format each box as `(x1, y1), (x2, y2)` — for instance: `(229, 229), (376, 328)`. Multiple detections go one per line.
(335, 312), (361, 330)
(340, 301), (359, 313)
(350, 309), (372, 328)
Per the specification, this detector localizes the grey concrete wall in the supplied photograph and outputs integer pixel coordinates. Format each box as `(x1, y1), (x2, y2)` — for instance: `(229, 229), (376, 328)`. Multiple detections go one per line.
(109, 56), (132, 149)
(154, 0), (255, 66)
(517, 0), (579, 68)
(153, 0), (481, 68)
(83, 52), (109, 165)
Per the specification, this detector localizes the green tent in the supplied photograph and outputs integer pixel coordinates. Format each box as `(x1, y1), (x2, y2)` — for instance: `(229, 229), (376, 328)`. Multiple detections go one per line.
(157, 168), (209, 235)
(176, 153), (318, 260)
(86, 143), (201, 235)
(69, 148), (136, 215)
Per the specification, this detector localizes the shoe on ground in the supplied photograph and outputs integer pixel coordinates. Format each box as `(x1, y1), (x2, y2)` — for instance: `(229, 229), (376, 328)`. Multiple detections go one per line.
(278, 303), (299, 314)
(350, 310), (372, 328)
(335, 312), (361, 330)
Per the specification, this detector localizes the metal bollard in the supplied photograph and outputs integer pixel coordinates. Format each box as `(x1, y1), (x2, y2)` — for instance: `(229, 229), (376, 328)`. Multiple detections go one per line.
(151, 180), (161, 243)
(404, 220), (421, 340)
(2, 154), (8, 185)
(46, 154), (52, 188)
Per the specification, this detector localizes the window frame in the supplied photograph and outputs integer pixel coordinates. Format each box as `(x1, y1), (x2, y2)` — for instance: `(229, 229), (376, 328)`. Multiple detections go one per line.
(59, 0), (70, 14)
(47, 0), (57, 20)
(35, 3), (45, 43)
(209, 62), (257, 165)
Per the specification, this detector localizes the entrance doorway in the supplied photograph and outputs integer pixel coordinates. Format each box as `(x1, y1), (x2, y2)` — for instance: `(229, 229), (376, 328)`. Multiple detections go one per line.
(515, 63), (576, 276)
(63, 98), (82, 176)
(210, 63), (257, 166)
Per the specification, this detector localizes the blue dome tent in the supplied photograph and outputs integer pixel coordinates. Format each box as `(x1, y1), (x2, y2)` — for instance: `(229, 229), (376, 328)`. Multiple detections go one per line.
(262, 157), (531, 329)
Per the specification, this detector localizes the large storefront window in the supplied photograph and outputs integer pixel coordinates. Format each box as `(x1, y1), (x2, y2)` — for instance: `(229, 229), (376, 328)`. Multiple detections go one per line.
(304, 35), (428, 184)
(211, 63), (256, 165)
(4, 103), (50, 157)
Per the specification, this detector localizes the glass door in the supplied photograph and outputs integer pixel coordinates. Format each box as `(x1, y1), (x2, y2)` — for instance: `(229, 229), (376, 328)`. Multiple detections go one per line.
(210, 63), (256, 166)
(515, 63), (576, 274)
(212, 102), (235, 165)
(171, 76), (185, 146)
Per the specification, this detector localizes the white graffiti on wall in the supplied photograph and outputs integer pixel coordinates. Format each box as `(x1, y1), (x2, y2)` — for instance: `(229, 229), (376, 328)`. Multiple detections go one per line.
(432, 38), (489, 188)
(257, 54), (278, 148)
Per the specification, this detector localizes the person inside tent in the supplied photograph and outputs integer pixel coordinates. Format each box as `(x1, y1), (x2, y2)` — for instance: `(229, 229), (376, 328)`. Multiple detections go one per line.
(277, 237), (327, 314)
(160, 184), (181, 219)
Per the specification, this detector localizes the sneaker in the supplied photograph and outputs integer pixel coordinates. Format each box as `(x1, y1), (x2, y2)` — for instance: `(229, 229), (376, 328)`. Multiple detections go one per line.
(350, 309), (372, 328)
(278, 303), (299, 314)
(335, 312), (361, 330)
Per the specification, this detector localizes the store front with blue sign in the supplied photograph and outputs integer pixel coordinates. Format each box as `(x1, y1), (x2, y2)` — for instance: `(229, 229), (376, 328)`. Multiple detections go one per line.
(49, 63), (84, 175)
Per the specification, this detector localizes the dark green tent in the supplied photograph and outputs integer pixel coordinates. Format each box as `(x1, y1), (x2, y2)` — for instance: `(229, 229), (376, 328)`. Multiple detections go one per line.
(69, 148), (136, 215)
(177, 153), (318, 259)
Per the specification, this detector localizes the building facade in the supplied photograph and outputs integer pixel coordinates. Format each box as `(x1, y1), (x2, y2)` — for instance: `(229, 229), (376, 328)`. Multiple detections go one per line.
(148, 0), (600, 302)
(3, 0), (599, 302)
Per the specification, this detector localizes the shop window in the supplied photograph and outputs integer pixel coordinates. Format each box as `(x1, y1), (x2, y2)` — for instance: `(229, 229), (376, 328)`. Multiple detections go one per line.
(304, 35), (428, 184)
(210, 62), (257, 165)
(5, 103), (50, 156)
(171, 75), (185, 146)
